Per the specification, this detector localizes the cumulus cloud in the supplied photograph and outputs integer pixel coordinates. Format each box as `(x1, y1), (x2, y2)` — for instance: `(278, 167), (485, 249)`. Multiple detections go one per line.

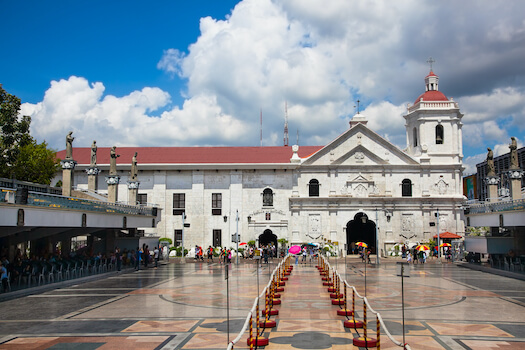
(21, 0), (525, 157)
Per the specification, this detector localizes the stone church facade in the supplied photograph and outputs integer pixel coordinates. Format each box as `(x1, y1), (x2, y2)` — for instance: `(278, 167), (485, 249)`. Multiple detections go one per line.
(59, 70), (465, 255)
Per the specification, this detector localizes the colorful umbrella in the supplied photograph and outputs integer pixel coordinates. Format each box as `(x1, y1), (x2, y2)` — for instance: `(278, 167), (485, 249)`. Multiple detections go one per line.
(416, 245), (430, 251)
(356, 242), (368, 248)
(439, 243), (451, 247)
(239, 242), (247, 246)
(289, 245), (301, 255)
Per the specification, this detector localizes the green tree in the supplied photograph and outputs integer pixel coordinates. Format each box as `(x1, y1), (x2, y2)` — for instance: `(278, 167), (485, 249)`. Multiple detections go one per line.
(0, 85), (59, 183)
(12, 140), (60, 184)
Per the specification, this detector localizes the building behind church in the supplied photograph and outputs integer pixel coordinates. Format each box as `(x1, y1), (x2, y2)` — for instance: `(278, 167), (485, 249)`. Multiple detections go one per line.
(57, 70), (466, 256)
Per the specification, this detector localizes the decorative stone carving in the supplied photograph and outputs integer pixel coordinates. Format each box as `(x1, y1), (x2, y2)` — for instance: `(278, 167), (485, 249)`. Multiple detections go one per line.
(507, 170), (524, 179)
(60, 159), (77, 169)
(355, 151), (364, 162)
(354, 184), (367, 197)
(435, 178), (449, 195)
(90, 140), (97, 167)
(85, 167), (100, 175)
(401, 215), (413, 232)
(109, 146), (120, 175)
(105, 175), (120, 185)
(308, 214), (321, 236)
(65, 131), (74, 160)
(486, 147), (495, 176)
(484, 176), (500, 185)
(127, 181), (140, 189)
(510, 137), (519, 170)
(130, 152), (138, 180)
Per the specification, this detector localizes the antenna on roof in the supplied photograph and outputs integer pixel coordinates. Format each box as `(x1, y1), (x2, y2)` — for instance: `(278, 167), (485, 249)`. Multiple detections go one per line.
(284, 101), (289, 146)
(427, 56), (435, 72)
(260, 108), (263, 147)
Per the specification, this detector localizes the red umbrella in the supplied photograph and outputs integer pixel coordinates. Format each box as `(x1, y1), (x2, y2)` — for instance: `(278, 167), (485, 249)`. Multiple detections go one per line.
(239, 242), (247, 246)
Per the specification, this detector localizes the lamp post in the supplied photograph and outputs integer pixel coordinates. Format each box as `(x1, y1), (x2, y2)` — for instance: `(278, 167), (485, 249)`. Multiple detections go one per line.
(236, 209), (239, 265)
(374, 209), (392, 267)
(181, 213), (186, 264)
(436, 209), (441, 261)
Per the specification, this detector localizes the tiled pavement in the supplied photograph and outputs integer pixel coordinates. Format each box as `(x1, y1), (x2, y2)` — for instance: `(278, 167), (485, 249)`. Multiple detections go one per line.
(0, 257), (524, 349)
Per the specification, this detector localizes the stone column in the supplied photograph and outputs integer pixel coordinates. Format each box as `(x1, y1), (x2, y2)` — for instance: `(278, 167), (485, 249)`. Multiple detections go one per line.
(484, 176), (500, 202)
(60, 159), (77, 197)
(508, 170), (524, 200)
(86, 167), (100, 192)
(105, 175), (120, 203)
(128, 181), (139, 205)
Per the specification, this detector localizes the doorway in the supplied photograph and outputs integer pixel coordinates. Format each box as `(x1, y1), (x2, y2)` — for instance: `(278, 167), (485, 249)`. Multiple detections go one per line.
(346, 212), (376, 254)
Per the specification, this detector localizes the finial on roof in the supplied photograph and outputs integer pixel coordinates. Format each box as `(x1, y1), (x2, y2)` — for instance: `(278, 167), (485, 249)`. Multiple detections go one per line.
(427, 57), (435, 72)
(357, 100), (360, 114)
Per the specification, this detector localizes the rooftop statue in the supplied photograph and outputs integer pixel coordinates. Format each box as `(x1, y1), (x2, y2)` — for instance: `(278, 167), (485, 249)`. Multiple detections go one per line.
(130, 152), (138, 180)
(90, 140), (97, 167)
(109, 146), (120, 175)
(486, 147), (495, 177)
(509, 137), (519, 169)
(65, 131), (74, 159)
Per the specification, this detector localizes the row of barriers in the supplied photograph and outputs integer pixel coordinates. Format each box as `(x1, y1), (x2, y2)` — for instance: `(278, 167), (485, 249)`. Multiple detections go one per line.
(317, 256), (411, 349)
(226, 255), (410, 349)
(227, 256), (294, 349)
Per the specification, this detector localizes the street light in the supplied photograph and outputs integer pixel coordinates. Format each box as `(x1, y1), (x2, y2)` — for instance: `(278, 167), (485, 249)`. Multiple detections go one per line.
(181, 213), (186, 264)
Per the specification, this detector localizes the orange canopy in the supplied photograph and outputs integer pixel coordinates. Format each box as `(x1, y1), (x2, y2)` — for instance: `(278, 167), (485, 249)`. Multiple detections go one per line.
(433, 232), (462, 239)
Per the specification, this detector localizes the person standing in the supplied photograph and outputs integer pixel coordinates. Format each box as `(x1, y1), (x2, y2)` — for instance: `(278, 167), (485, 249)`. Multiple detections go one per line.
(0, 262), (8, 292)
(154, 246), (159, 268)
(115, 247), (121, 272)
(135, 247), (141, 270)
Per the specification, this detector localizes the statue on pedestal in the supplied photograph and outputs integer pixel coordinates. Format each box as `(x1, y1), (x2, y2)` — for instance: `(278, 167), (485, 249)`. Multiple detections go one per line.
(109, 146), (120, 175)
(90, 140), (97, 167)
(486, 147), (495, 176)
(510, 137), (519, 169)
(130, 152), (138, 180)
(65, 131), (74, 159)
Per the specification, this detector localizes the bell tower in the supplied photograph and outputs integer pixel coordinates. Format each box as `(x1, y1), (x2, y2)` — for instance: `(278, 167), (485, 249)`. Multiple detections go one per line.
(404, 62), (463, 165)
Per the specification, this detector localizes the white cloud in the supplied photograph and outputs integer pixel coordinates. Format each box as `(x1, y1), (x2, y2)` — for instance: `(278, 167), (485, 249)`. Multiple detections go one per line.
(20, 0), (525, 159)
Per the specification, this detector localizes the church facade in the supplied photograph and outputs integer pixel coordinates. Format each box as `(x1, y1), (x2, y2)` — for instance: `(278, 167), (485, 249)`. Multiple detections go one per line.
(59, 70), (465, 255)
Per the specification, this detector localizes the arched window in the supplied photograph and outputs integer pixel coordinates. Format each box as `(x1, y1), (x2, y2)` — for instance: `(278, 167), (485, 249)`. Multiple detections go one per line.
(263, 188), (273, 207)
(435, 125), (444, 144)
(413, 127), (418, 147)
(309, 179), (320, 197)
(402, 179), (412, 197)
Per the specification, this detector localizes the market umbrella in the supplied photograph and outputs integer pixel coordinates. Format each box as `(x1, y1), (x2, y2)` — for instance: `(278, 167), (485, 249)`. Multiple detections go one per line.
(306, 242), (318, 246)
(289, 245), (301, 255)
(416, 245), (430, 251)
(239, 242), (247, 246)
(356, 242), (368, 248)
(439, 243), (451, 247)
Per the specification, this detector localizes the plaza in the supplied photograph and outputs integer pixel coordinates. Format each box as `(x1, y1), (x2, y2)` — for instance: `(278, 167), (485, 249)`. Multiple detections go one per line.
(1, 256), (524, 350)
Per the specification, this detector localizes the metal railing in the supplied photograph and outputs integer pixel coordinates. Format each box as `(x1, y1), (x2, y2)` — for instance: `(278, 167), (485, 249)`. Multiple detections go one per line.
(0, 177), (61, 195)
(321, 256), (411, 349)
(1, 187), (157, 216)
(466, 198), (525, 214)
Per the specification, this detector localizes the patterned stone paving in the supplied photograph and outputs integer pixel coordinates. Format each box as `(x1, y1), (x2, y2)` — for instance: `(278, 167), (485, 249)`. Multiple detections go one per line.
(0, 257), (525, 349)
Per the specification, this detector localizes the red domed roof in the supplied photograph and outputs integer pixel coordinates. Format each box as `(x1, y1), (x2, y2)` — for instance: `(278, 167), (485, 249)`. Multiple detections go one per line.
(426, 70), (437, 78)
(414, 90), (448, 104)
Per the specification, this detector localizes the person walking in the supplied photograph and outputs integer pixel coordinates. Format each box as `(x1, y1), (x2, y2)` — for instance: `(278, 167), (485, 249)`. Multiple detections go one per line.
(115, 247), (122, 272)
(135, 247), (141, 270)
(154, 246), (159, 268)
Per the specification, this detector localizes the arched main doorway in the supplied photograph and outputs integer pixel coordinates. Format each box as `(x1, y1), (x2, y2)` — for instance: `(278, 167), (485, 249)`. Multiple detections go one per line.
(258, 229), (278, 251)
(346, 212), (376, 254)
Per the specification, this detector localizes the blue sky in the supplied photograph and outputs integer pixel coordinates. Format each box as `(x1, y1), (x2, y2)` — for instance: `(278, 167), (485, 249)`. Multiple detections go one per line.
(2, 0), (525, 175)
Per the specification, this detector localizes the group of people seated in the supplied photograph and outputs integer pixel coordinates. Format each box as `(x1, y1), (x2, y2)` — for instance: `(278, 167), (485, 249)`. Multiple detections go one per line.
(0, 247), (136, 292)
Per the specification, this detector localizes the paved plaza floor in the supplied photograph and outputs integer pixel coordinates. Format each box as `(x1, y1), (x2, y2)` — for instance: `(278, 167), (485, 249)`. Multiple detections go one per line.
(0, 256), (524, 349)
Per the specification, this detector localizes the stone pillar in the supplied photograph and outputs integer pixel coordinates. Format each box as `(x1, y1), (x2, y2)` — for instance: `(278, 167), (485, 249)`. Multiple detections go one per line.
(105, 175), (120, 203)
(86, 167), (100, 192)
(60, 159), (77, 197)
(484, 176), (500, 202)
(508, 170), (524, 200)
(128, 181), (139, 205)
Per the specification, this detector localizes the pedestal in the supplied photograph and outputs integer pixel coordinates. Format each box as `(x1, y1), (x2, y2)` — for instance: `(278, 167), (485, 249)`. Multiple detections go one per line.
(508, 170), (523, 200)
(128, 181), (140, 205)
(484, 176), (500, 202)
(60, 159), (77, 197)
(86, 167), (100, 192)
(105, 175), (120, 203)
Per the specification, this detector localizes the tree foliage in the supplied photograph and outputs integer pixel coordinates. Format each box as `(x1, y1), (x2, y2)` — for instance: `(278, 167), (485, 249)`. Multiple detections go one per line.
(0, 85), (60, 183)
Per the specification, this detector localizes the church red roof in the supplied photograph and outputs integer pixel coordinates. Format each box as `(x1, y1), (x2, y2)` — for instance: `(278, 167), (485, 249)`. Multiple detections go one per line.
(56, 146), (324, 165)
(414, 90), (448, 104)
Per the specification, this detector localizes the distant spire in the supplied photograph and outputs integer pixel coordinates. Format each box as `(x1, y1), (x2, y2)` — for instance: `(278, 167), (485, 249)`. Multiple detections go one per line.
(357, 99), (360, 114)
(260, 108), (263, 147)
(296, 128), (299, 146)
(427, 56), (435, 72)
(284, 101), (289, 146)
